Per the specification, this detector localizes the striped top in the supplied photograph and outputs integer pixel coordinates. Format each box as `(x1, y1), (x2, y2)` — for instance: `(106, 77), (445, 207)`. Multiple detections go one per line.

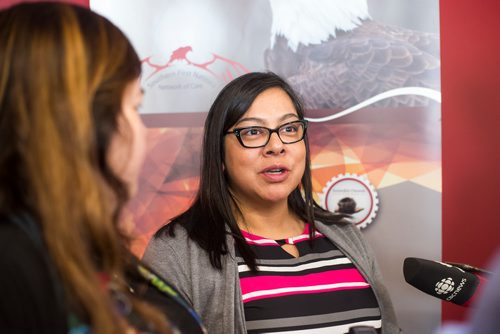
(236, 224), (381, 333)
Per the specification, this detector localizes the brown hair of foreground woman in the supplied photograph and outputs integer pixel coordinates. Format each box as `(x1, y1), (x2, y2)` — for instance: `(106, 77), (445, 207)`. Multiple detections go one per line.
(0, 2), (172, 333)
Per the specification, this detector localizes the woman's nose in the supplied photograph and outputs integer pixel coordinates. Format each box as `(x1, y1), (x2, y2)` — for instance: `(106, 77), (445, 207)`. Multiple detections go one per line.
(264, 132), (285, 155)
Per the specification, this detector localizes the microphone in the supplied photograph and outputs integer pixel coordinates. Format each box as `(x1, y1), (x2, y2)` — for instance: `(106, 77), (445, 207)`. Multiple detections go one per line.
(403, 257), (488, 307)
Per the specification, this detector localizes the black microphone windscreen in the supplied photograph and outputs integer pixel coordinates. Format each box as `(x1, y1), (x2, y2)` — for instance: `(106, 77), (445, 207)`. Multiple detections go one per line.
(403, 257), (480, 305)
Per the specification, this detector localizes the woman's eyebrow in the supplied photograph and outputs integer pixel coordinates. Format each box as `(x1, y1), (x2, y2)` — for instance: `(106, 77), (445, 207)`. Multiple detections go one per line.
(278, 113), (300, 122)
(234, 113), (299, 127)
(233, 117), (265, 127)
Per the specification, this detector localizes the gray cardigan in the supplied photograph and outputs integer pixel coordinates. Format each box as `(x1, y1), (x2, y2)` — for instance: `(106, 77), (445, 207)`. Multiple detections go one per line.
(143, 221), (400, 333)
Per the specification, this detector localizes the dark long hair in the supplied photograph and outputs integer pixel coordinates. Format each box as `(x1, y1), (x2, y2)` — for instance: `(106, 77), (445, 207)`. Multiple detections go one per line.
(156, 72), (343, 271)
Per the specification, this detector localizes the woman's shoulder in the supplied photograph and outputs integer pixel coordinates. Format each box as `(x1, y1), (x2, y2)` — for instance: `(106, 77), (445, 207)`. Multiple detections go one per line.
(0, 216), (58, 284)
(315, 218), (361, 235)
(314, 220), (369, 253)
(149, 222), (192, 248)
(144, 222), (206, 264)
(0, 217), (41, 263)
(0, 217), (68, 333)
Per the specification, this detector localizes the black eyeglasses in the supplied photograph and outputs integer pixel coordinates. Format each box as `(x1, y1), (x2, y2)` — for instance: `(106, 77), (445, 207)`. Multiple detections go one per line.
(225, 120), (308, 148)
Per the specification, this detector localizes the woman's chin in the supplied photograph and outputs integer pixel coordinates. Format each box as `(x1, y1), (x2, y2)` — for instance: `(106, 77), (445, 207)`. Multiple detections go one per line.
(260, 192), (291, 204)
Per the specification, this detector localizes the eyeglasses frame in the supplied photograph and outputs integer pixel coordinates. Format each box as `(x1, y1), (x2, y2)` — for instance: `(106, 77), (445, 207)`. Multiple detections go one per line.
(225, 119), (308, 148)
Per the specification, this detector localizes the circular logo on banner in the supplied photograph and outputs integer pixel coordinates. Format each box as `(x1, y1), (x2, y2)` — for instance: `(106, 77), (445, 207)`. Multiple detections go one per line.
(320, 173), (379, 229)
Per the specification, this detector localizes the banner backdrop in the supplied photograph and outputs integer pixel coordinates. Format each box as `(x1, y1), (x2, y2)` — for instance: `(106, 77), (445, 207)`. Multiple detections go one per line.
(91, 1), (441, 333)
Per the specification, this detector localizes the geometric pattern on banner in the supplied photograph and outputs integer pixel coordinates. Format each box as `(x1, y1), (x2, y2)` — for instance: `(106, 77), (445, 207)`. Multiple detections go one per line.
(308, 109), (441, 195)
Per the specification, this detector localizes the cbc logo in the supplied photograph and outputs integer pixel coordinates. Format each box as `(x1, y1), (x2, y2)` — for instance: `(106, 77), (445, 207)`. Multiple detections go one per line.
(435, 277), (455, 295)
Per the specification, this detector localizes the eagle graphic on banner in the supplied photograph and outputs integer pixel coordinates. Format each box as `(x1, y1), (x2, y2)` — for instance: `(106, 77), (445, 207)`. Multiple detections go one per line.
(264, 0), (440, 109)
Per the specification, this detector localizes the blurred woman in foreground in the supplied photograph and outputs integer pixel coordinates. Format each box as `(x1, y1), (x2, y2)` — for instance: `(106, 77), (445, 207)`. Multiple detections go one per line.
(0, 3), (204, 333)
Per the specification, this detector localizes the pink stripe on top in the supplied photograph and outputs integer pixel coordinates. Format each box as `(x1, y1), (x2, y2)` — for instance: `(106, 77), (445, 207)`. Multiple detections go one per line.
(242, 282), (370, 303)
(240, 269), (370, 302)
(240, 268), (366, 294)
